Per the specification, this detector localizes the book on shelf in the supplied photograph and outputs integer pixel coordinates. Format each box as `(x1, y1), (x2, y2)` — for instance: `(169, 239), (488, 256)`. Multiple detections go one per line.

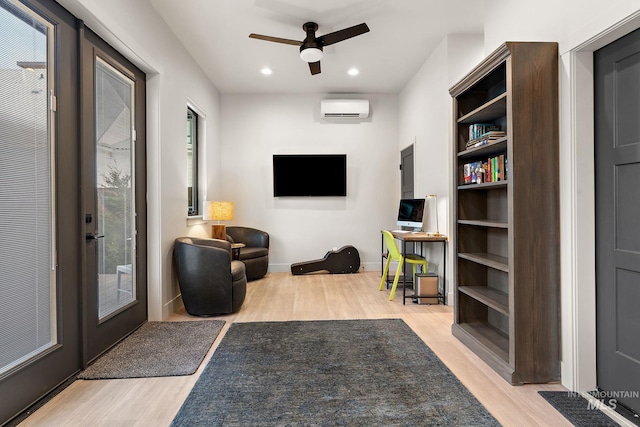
(462, 154), (507, 185)
(463, 160), (484, 184)
(463, 163), (472, 184)
(468, 123), (501, 140)
(465, 131), (506, 150)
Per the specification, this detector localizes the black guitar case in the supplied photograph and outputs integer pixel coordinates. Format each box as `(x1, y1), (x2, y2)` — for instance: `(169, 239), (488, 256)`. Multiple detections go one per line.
(291, 246), (360, 275)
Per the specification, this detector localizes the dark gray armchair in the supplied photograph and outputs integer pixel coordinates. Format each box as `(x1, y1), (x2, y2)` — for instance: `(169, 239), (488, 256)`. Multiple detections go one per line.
(174, 237), (246, 316)
(226, 226), (269, 281)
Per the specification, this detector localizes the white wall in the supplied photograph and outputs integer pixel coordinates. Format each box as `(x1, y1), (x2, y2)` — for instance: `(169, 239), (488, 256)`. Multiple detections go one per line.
(219, 94), (398, 272)
(56, 0), (223, 320)
(482, 0), (616, 54)
(398, 34), (484, 303)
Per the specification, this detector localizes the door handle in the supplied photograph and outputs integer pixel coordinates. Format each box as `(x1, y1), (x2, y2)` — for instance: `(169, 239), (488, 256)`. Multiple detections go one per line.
(85, 234), (105, 240)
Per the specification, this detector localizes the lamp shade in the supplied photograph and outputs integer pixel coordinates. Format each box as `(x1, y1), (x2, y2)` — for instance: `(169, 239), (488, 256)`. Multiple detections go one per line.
(203, 201), (234, 221)
(426, 194), (440, 237)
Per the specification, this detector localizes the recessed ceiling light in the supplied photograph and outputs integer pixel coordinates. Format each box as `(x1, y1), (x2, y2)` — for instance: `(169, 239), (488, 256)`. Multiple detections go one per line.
(348, 68), (359, 76)
(261, 67), (273, 75)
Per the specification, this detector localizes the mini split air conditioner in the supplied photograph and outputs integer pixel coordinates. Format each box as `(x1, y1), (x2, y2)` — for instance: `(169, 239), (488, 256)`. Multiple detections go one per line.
(320, 99), (369, 118)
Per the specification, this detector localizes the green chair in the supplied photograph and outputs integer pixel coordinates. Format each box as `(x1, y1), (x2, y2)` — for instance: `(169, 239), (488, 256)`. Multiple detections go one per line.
(379, 230), (428, 301)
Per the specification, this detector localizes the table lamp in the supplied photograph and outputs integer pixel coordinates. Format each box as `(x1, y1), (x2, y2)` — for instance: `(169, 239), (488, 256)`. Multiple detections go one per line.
(426, 194), (441, 237)
(203, 201), (234, 240)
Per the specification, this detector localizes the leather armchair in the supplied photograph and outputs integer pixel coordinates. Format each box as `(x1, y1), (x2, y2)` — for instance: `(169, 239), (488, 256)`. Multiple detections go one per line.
(174, 237), (246, 316)
(226, 226), (269, 281)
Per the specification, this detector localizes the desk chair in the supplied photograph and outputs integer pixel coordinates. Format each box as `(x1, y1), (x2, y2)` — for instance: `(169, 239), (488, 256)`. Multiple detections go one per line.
(379, 230), (428, 301)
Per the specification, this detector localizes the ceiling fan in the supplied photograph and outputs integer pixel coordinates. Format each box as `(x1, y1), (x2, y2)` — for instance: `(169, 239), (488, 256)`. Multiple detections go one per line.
(249, 22), (370, 75)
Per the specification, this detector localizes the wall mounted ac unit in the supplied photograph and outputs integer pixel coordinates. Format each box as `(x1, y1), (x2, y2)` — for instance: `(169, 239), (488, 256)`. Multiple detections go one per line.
(320, 99), (369, 118)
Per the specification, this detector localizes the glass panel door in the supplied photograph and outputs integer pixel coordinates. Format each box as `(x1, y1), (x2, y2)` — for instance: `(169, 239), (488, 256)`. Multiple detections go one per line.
(0, 0), (82, 423)
(0, 0), (55, 375)
(82, 25), (146, 363)
(94, 57), (135, 318)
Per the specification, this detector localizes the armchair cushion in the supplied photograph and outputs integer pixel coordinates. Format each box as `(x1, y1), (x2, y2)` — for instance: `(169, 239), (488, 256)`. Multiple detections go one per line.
(238, 247), (268, 260)
(231, 260), (246, 282)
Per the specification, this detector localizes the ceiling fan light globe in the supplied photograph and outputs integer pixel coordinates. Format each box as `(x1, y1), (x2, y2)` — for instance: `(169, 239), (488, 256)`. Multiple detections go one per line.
(300, 48), (323, 63)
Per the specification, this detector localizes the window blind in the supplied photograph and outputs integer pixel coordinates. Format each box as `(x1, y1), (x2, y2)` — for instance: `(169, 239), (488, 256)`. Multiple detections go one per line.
(0, 0), (55, 374)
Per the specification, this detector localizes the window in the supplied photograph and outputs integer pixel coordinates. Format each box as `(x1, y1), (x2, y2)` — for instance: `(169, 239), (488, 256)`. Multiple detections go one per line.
(187, 107), (198, 215)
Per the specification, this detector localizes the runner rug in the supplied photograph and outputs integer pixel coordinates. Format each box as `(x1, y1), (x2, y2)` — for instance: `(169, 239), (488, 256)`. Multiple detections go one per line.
(78, 320), (225, 379)
(171, 319), (499, 426)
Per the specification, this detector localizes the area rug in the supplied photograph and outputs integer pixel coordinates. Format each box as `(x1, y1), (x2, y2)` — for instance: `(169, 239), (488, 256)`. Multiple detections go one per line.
(171, 319), (500, 426)
(78, 320), (225, 379)
(539, 391), (625, 426)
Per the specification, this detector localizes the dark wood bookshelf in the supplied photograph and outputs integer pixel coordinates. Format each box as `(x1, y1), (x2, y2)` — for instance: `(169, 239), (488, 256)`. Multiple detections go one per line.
(450, 42), (560, 385)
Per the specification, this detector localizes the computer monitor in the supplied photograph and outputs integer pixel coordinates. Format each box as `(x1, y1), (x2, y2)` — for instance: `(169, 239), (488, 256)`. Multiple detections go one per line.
(396, 198), (425, 231)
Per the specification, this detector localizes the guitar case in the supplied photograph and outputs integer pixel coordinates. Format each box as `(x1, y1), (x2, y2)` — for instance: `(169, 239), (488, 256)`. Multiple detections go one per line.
(291, 245), (360, 275)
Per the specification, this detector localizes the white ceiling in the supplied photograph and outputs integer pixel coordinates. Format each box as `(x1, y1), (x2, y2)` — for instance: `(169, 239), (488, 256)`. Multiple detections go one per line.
(147, 0), (485, 94)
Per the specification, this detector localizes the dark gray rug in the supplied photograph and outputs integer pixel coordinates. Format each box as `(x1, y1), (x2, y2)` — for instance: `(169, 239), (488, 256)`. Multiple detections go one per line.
(171, 319), (500, 426)
(78, 320), (225, 379)
(538, 391), (624, 426)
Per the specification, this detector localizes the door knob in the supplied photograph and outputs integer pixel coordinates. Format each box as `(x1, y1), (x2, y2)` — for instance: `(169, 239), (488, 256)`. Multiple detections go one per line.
(85, 234), (105, 240)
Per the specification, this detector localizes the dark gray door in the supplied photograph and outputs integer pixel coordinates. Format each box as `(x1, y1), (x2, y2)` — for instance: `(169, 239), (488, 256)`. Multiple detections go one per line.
(0, 0), (81, 424)
(400, 144), (414, 199)
(595, 27), (640, 416)
(81, 25), (147, 364)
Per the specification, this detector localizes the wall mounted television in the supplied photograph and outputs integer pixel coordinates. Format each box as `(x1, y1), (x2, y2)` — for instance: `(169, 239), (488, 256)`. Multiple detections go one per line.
(273, 154), (347, 197)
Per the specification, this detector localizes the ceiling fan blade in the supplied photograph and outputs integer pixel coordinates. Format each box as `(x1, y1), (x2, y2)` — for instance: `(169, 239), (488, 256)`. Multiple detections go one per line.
(309, 61), (321, 75)
(249, 33), (301, 46)
(316, 23), (369, 46)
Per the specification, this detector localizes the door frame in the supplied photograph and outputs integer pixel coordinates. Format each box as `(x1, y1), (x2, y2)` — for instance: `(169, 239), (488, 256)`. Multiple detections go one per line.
(560, 5), (640, 422)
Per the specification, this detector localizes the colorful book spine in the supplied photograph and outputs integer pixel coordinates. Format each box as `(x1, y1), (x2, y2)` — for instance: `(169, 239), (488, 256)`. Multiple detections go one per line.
(462, 154), (507, 185)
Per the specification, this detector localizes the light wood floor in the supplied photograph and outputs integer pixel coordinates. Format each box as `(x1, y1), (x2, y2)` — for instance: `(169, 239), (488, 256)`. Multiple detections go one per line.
(19, 272), (572, 427)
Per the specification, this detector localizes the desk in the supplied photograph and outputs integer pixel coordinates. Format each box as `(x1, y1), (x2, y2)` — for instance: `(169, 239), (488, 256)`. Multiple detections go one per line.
(381, 231), (447, 305)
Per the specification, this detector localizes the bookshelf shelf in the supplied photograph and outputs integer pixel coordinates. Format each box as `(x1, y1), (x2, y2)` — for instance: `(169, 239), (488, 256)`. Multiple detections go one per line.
(458, 219), (508, 228)
(453, 322), (510, 364)
(458, 286), (509, 315)
(458, 137), (507, 159)
(458, 92), (507, 124)
(458, 252), (509, 272)
(458, 181), (507, 191)
(450, 42), (560, 385)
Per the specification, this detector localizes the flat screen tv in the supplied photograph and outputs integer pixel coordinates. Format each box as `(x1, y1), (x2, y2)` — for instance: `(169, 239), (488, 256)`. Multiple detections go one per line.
(396, 198), (425, 230)
(273, 154), (347, 197)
